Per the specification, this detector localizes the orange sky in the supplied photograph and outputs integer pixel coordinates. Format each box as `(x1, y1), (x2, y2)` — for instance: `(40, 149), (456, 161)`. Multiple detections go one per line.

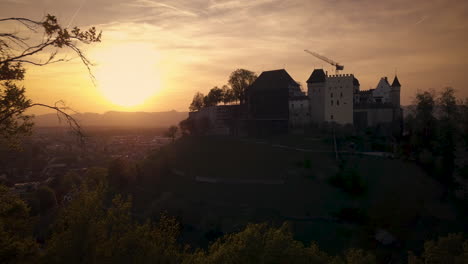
(2, 0), (468, 114)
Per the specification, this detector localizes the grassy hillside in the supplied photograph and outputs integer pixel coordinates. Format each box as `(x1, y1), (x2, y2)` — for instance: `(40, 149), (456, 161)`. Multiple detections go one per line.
(136, 135), (467, 256)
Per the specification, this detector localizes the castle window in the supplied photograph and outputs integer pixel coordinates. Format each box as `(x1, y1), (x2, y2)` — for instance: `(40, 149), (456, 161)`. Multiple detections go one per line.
(331, 100), (333, 106)
(331, 93), (333, 98)
(340, 92), (343, 98)
(337, 100), (340, 106)
(331, 115), (334, 120)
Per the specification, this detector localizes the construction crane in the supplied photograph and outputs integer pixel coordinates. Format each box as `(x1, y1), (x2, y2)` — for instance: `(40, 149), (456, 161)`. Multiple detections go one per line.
(304, 49), (344, 74)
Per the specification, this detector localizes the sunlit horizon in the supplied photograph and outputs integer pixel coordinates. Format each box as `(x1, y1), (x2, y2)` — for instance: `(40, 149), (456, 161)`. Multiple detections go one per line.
(3, 0), (468, 115)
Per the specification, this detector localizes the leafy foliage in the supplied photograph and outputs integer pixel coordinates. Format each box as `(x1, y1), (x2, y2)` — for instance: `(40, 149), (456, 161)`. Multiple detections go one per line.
(43, 183), (183, 263)
(204, 86), (224, 107)
(408, 233), (468, 264)
(189, 92), (205, 112)
(228, 69), (257, 104)
(0, 82), (33, 148)
(0, 185), (39, 263)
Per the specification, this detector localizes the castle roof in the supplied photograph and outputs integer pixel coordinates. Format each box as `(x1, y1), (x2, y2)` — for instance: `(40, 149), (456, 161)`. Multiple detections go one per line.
(249, 69), (297, 91)
(392, 75), (401, 87)
(306, 69), (326, 83)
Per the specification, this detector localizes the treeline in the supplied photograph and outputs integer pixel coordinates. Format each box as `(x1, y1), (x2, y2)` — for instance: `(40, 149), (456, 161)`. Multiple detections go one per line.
(401, 87), (468, 192)
(189, 69), (257, 112)
(1, 167), (467, 263)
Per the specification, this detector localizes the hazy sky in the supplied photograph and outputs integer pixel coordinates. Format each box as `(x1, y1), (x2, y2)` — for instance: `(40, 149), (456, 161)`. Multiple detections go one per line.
(1, 0), (468, 113)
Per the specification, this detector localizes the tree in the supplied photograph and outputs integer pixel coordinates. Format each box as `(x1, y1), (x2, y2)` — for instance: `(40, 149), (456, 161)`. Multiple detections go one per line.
(408, 233), (467, 264)
(461, 98), (468, 147)
(43, 184), (183, 264)
(189, 92), (205, 112)
(165, 125), (178, 142)
(436, 87), (458, 184)
(0, 185), (39, 263)
(221, 85), (235, 105)
(0, 14), (101, 147)
(412, 90), (437, 152)
(228, 69), (257, 104)
(204, 86), (224, 107)
(192, 222), (376, 264)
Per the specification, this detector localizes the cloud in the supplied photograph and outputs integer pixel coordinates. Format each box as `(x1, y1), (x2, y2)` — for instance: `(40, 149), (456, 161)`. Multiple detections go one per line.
(3, 0), (468, 111)
(123, 0), (199, 17)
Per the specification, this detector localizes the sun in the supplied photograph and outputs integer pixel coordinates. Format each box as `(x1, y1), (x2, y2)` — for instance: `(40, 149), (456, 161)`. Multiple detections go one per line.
(94, 43), (161, 107)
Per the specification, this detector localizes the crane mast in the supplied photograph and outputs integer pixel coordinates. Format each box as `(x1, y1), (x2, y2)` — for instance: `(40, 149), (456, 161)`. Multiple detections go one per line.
(304, 49), (344, 74)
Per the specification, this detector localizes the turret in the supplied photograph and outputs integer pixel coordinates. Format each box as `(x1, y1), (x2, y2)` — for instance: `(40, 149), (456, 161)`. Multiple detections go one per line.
(390, 75), (401, 107)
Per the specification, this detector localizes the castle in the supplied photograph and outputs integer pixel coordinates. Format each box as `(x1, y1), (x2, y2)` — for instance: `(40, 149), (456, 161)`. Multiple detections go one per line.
(189, 68), (402, 136)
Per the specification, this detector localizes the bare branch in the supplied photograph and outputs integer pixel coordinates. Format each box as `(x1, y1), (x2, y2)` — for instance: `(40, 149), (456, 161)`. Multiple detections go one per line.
(30, 102), (85, 144)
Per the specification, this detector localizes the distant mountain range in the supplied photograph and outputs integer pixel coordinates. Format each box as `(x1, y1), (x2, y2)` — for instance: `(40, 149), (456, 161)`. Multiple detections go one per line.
(34, 110), (189, 128)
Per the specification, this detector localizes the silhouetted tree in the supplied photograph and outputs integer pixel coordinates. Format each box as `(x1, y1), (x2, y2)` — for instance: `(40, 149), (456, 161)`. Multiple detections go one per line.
(221, 85), (236, 105)
(189, 92), (205, 112)
(436, 87), (458, 184)
(0, 14), (101, 147)
(165, 125), (178, 142)
(228, 69), (257, 104)
(413, 90), (437, 151)
(204, 86), (224, 107)
(461, 98), (468, 147)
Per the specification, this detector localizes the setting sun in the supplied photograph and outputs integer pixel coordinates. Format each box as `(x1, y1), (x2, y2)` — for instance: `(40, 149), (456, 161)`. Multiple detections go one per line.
(94, 43), (161, 107)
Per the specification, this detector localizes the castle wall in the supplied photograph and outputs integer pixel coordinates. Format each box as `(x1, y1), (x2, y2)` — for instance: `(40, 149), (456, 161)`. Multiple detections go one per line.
(353, 107), (394, 127)
(308, 82), (326, 123)
(289, 97), (310, 128)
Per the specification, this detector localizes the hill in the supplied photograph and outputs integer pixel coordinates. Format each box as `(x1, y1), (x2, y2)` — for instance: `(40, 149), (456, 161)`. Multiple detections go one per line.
(135, 135), (467, 257)
(33, 110), (188, 128)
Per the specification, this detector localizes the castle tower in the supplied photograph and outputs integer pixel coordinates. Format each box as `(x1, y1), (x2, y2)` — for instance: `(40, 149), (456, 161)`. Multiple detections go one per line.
(390, 75), (401, 107)
(307, 69), (354, 125)
(307, 69), (327, 123)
